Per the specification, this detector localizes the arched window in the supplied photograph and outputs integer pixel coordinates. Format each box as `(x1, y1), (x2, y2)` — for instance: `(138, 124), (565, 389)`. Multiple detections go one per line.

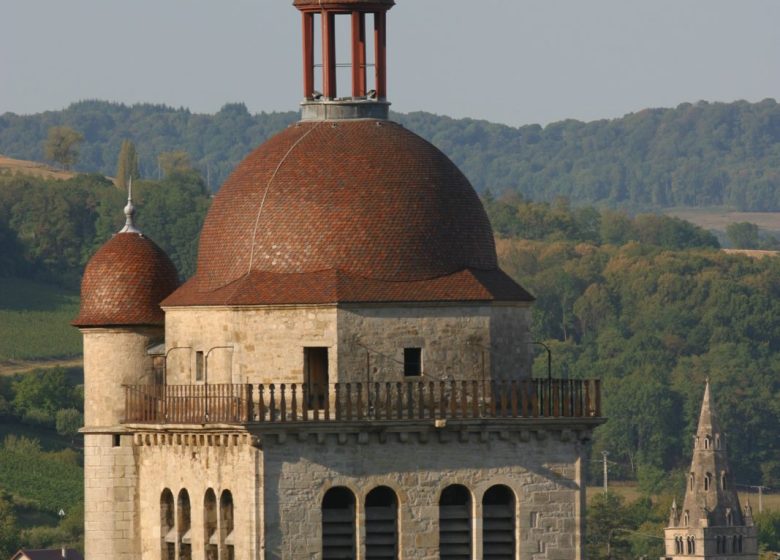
(732, 535), (739, 553)
(725, 508), (733, 527)
(738, 535), (743, 552)
(715, 435), (721, 449)
(322, 487), (356, 560)
(683, 511), (690, 526)
(721, 471), (728, 490)
(204, 489), (218, 560)
(689, 473), (695, 491)
(704, 473), (712, 491)
(439, 485), (472, 560)
(691, 536), (696, 555)
(704, 436), (711, 449)
(482, 485), (515, 560)
(365, 486), (399, 560)
(220, 490), (235, 560)
(178, 489), (192, 560)
(161, 489), (175, 560)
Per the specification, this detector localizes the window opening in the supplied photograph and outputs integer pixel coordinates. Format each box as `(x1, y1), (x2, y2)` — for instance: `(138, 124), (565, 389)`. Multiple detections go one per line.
(365, 486), (399, 560)
(204, 489), (218, 559)
(221, 490), (235, 560)
(195, 351), (204, 382)
(721, 471), (728, 490)
(403, 348), (422, 377)
(161, 489), (175, 560)
(439, 485), (472, 560)
(304, 347), (329, 410)
(482, 485), (516, 560)
(322, 487), (356, 559)
(112, 434), (121, 447)
(178, 489), (192, 560)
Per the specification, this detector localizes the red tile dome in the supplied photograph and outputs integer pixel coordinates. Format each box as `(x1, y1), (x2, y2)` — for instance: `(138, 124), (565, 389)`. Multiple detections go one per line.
(173, 120), (501, 304)
(73, 232), (179, 327)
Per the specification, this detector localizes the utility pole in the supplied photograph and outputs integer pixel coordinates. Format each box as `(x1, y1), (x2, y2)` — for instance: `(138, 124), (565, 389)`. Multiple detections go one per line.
(602, 451), (609, 494)
(746, 485), (768, 513)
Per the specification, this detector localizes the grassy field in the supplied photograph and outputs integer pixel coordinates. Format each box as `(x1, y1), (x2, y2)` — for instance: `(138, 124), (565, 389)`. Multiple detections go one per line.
(0, 278), (82, 362)
(666, 208), (780, 233)
(0, 154), (76, 181)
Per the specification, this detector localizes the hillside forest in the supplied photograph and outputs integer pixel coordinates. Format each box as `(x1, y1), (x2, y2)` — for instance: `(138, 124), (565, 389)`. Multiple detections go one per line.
(0, 100), (779, 557)
(2, 98), (780, 211)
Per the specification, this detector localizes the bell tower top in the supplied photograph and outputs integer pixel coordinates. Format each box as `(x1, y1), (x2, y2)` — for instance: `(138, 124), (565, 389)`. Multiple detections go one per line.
(294, 0), (395, 120)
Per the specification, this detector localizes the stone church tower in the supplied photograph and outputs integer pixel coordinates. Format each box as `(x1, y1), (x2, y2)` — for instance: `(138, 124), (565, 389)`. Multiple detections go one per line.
(662, 382), (758, 559)
(75, 1), (604, 559)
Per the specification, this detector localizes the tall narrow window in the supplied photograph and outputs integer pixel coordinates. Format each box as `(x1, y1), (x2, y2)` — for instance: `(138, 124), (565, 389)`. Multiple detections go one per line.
(482, 485), (516, 559)
(365, 486), (399, 560)
(161, 489), (175, 560)
(403, 348), (422, 377)
(204, 489), (218, 560)
(196, 351), (204, 382)
(721, 471), (728, 490)
(304, 347), (329, 410)
(439, 485), (472, 560)
(689, 473), (695, 491)
(322, 487), (356, 559)
(220, 490), (235, 560)
(704, 473), (712, 491)
(178, 489), (192, 560)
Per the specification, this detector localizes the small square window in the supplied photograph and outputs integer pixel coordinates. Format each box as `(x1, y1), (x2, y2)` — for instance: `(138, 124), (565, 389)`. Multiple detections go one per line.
(403, 348), (422, 377)
(112, 434), (121, 448)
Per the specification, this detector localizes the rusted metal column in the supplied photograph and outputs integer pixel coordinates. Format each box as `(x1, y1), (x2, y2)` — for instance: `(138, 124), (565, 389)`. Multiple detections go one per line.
(302, 12), (315, 98)
(322, 11), (337, 98)
(351, 11), (367, 97)
(374, 11), (387, 98)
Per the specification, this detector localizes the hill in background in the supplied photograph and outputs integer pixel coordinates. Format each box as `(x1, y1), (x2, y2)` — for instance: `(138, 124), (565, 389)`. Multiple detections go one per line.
(1, 98), (780, 211)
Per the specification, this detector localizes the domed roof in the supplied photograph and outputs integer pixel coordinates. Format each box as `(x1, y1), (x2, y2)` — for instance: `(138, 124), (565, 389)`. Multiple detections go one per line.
(73, 232), (179, 327)
(165, 120), (532, 306)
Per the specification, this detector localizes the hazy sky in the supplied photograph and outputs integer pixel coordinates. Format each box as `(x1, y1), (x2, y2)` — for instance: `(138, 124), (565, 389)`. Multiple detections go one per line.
(2, 0), (778, 127)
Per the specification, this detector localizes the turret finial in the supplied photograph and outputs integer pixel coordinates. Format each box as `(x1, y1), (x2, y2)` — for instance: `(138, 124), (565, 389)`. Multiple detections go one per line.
(119, 177), (141, 234)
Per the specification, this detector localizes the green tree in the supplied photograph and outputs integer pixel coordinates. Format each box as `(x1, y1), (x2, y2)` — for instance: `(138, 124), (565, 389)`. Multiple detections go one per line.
(115, 139), (139, 189)
(12, 368), (77, 418)
(55, 408), (83, 444)
(158, 150), (192, 178)
(0, 492), (18, 559)
(755, 511), (780, 554)
(43, 126), (83, 170)
(726, 221), (760, 249)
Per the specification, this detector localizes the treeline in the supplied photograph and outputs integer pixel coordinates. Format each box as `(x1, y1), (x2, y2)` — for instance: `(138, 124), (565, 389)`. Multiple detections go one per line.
(484, 193), (720, 249)
(498, 238), (780, 487)
(0, 171), (210, 284)
(3, 98), (780, 210)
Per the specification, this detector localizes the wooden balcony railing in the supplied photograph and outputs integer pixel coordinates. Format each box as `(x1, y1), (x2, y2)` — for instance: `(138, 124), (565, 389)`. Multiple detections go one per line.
(124, 379), (601, 425)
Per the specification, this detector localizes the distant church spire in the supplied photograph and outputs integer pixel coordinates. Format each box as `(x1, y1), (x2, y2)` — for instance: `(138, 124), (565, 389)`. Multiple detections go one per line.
(119, 177), (141, 234)
(663, 380), (758, 559)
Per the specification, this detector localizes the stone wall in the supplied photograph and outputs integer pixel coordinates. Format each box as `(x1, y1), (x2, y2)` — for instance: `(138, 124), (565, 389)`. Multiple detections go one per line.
(261, 427), (585, 560)
(163, 303), (532, 387)
(84, 433), (139, 560)
(163, 306), (338, 385)
(135, 430), (262, 560)
(81, 327), (161, 427)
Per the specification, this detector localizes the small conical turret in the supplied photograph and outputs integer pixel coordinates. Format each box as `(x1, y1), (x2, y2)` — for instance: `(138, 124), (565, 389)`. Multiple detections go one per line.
(669, 498), (679, 526)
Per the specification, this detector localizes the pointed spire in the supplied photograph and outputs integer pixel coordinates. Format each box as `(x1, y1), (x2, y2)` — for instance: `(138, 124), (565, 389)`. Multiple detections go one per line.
(119, 177), (141, 234)
(696, 377), (721, 439)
